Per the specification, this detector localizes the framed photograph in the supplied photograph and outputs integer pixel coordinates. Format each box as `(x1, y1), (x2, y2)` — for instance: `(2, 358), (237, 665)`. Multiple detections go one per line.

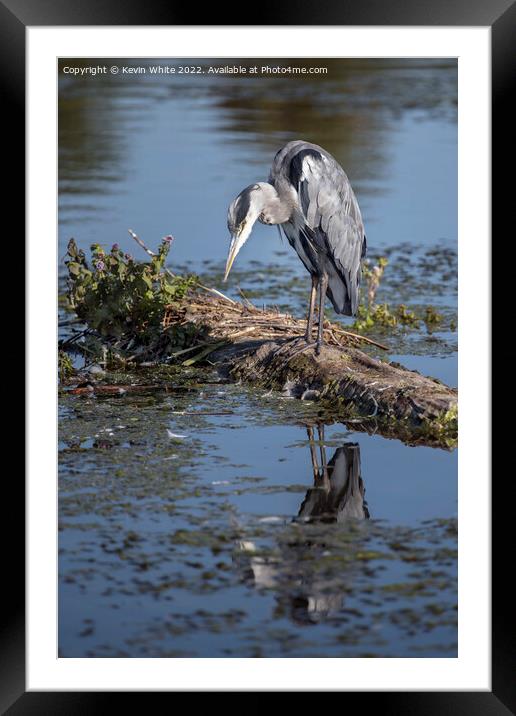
(5, 0), (508, 709)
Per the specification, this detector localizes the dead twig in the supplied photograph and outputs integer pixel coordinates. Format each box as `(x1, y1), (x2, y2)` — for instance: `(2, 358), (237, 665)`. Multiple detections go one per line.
(128, 228), (158, 257)
(182, 339), (230, 366)
(331, 327), (388, 351)
(128, 228), (236, 305)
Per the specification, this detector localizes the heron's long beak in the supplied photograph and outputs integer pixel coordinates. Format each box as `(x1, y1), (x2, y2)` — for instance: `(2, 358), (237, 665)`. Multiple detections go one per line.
(223, 233), (245, 282)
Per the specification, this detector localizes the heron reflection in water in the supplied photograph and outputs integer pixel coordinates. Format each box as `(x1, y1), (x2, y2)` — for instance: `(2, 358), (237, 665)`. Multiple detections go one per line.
(298, 425), (369, 523)
(236, 426), (369, 623)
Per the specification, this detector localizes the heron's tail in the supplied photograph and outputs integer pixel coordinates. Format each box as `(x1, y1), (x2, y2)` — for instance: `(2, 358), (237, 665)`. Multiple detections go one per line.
(326, 267), (359, 316)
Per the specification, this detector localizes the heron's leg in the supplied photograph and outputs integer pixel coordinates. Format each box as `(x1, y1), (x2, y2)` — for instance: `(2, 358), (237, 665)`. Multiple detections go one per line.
(305, 275), (319, 342)
(307, 426), (320, 482)
(269, 277), (323, 367)
(272, 276), (318, 358)
(274, 278), (327, 366)
(316, 274), (328, 355)
(318, 425), (330, 486)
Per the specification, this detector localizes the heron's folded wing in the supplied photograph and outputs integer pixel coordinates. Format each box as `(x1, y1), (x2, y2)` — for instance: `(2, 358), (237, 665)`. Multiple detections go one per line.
(292, 150), (366, 313)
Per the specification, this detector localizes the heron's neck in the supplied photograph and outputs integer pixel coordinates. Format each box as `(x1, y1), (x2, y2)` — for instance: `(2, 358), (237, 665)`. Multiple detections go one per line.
(256, 182), (293, 225)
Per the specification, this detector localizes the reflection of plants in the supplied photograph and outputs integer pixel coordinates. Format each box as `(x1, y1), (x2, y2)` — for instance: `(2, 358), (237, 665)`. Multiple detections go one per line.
(419, 404), (458, 449)
(66, 238), (196, 342)
(353, 257), (444, 333)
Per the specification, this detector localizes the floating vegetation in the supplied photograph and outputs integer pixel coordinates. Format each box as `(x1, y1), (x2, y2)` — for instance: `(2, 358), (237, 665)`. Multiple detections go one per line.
(59, 388), (458, 657)
(58, 379), (457, 656)
(352, 257), (445, 334)
(417, 405), (459, 450)
(60, 235), (457, 447)
(58, 349), (75, 383)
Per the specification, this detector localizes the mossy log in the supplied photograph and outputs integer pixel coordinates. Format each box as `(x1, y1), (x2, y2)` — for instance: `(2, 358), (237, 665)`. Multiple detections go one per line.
(63, 237), (457, 447)
(165, 293), (458, 448)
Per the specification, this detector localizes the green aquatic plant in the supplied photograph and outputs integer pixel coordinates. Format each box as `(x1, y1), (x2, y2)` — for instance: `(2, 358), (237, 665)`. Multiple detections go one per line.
(58, 349), (75, 382)
(65, 238), (198, 344)
(354, 257), (396, 331)
(363, 256), (388, 307)
(353, 303), (397, 331)
(420, 405), (458, 448)
(353, 257), (444, 333)
(423, 306), (445, 330)
(353, 302), (420, 332)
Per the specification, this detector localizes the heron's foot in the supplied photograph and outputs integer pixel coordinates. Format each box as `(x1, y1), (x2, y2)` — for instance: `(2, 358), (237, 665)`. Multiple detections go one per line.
(285, 335), (306, 346)
(279, 341), (319, 366)
(264, 338), (317, 386)
(272, 335), (306, 358)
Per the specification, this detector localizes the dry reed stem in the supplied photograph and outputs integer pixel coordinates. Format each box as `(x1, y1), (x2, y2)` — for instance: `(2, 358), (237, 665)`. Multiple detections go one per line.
(162, 292), (388, 352)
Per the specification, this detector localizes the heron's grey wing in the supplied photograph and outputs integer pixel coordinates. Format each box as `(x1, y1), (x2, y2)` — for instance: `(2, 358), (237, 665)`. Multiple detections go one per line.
(269, 139), (309, 183)
(288, 147), (366, 315)
(324, 213), (365, 314)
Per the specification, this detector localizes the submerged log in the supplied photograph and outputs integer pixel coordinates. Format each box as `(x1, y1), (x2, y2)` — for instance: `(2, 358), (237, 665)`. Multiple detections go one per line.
(217, 339), (456, 447)
(164, 293), (458, 448)
(64, 284), (457, 447)
(63, 235), (457, 447)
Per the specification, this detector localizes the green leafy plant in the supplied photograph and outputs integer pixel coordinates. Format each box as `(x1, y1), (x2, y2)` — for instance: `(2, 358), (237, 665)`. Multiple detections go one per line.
(353, 257), (444, 333)
(65, 238), (197, 344)
(364, 256), (388, 306)
(58, 349), (75, 383)
(423, 305), (444, 329)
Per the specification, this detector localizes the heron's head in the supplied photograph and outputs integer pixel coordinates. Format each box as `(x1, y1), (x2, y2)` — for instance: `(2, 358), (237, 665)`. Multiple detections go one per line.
(224, 183), (270, 282)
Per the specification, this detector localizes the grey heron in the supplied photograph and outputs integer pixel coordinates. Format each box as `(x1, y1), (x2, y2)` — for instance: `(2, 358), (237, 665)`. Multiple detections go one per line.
(224, 140), (367, 354)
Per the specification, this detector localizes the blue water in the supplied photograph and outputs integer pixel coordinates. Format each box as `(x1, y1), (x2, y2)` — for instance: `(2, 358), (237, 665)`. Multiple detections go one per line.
(58, 385), (457, 657)
(59, 59), (457, 271)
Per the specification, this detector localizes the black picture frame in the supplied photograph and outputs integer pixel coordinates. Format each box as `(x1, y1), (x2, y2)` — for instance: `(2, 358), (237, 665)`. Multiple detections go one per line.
(7, 0), (508, 710)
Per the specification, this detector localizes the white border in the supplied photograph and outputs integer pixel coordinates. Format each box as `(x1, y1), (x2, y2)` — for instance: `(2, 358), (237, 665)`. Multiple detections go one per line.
(27, 27), (490, 691)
